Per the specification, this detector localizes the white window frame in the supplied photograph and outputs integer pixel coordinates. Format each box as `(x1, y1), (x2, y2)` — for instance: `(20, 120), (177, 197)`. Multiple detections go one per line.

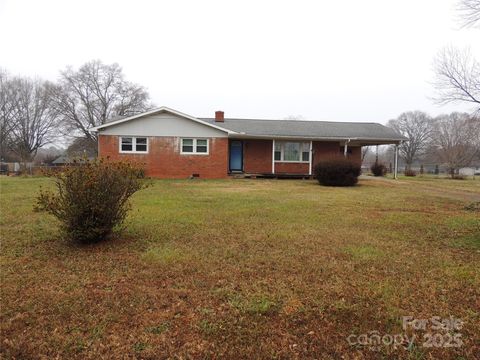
(119, 136), (149, 154)
(180, 138), (210, 155)
(274, 141), (310, 163)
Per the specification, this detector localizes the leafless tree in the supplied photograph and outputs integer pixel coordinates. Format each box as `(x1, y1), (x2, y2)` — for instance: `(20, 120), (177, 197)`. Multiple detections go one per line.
(431, 112), (480, 177)
(387, 111), (433, 170)
(433, 47), (480, 114)
(433, 1), (479, 113)
(53, 60), (151, 149)
(34, 146), (63, 165)
(66, 137), (97, 157)
(361, 146), (371, 163)
(458, 0), (480, 28)
(5, 76), (59, 167)
(283, 115), (305, 120)
(0, 69), (17, 160)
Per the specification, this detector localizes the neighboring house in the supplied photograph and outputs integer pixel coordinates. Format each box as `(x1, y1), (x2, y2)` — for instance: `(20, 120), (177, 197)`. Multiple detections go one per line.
(52, 155), (95, 166)
(459, 167), (480, 176)
(90, 107), (406, 179)
(51, 155), (71, 166)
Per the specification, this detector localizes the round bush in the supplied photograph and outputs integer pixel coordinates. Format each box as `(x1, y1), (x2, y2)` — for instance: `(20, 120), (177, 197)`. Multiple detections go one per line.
(35, 158), (148, 243)
(371, 162), (387, 177)
(314, 158), (361, 186)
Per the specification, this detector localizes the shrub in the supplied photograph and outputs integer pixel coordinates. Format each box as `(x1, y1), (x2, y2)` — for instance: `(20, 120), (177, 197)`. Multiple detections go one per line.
(404, 169), (417, 177)
(314, 157), (361, 186)
(35, 158), (148, 243)
(371, 162), (387, 177)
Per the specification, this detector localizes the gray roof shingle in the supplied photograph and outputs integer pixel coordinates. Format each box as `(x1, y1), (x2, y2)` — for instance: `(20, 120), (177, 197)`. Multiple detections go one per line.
(200, 118), (406, 141)
(93, 106), (405, 143)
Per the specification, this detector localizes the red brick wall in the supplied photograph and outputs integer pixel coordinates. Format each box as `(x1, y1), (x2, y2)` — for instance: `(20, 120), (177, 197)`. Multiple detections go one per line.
(243, 139), (272, 173)
(98, 136), (362, 178)
(242, 139), (309, 174)
(240, 139), (361, 175)
(312, 141), (338, 168)
(98, 135), (228, 179)
(312, 142), (361, 167)
(274, 162), (309, 174)
(350, 146), (361, 164)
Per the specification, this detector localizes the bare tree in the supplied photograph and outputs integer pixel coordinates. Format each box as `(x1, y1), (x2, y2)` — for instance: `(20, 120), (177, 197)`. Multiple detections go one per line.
(53, 60), (151, 150)
(458, 0), (480, 28)
(66, 137), (98, 157)
(387, 111), (433, 170)
(34, 146), (63, 165)
(6, 77), (59, 167)
(433, 47), (480, 114)
(431, 112), (480, 177)
(0, 69), (17, 160)
(433, 1), (479, 113)
(284, 115), (305, 120)
(361, 146), (370, 163)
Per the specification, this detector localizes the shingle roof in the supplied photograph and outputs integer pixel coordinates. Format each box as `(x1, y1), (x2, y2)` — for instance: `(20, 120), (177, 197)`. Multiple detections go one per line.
(200, 118), (406, 141)
(52, 155), (70, 164)
(90, 106), (406, 143)
(52, 155), (95, 164)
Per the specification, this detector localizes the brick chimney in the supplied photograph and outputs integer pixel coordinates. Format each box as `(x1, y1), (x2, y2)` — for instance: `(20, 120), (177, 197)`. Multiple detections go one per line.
(215, 111), (224, 122)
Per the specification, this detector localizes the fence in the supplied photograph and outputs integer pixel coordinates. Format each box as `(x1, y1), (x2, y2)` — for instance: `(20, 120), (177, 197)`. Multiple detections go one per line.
(361, 162), (480, 178)
(0, 163), (64, 176)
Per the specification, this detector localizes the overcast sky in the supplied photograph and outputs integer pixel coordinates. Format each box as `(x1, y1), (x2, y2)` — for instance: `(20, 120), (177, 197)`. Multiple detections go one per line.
(0, 0), (478, 123)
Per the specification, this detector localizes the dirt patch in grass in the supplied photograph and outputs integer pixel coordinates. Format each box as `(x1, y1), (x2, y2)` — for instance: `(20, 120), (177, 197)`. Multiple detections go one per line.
(1, 176), (479, 358)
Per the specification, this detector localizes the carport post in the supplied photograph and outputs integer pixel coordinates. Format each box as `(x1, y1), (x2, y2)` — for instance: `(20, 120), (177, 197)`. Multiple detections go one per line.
(272, 139), (275, 174)
(394, 144), (399, 180)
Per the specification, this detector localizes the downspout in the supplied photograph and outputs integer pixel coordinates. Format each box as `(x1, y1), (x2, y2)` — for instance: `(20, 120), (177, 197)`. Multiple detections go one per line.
(308, 140), (313, 176)
(344, 138), (351, 157)
(272, 139), (275, 174)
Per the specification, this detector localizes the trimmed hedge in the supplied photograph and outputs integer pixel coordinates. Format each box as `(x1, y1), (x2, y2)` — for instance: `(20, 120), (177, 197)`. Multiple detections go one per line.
(314, 157), (361, 186)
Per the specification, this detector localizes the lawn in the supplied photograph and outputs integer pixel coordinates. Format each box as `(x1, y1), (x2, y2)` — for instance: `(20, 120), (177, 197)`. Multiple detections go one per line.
(1, 176), (479, 359)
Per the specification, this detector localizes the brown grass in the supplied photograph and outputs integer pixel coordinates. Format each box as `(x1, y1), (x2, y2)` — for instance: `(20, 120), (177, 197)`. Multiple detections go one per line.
(0, 176), (479, 359)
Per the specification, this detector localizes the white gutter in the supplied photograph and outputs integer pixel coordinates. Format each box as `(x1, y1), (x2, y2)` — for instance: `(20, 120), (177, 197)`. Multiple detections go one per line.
(272, 139), (275, 174)
(227, 133), (405, 143)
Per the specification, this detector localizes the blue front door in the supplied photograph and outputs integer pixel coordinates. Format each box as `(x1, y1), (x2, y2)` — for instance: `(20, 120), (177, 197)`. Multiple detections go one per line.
(229, 140), (243, 172)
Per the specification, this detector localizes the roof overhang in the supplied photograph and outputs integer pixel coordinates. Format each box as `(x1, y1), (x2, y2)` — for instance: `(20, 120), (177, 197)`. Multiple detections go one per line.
(88, 106), (406, 145)
(89, 106), (236, 134)
(228, 133), (405, 145)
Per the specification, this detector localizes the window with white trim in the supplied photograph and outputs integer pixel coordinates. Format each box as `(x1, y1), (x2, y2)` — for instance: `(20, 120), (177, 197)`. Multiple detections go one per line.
(274, 141), (310, 162)
(181, 138), (209, 154)
(120, 137), (148, 153)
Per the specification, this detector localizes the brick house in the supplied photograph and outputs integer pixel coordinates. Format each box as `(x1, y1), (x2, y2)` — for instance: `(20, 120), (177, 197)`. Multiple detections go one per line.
(90, 107), (406, 179)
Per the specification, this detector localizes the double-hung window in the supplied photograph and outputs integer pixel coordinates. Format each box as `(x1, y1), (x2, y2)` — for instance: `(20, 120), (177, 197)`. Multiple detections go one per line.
(119, 136), (148, 153)
(181, 138), (209, 155)
(274, 141), (310, 162)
